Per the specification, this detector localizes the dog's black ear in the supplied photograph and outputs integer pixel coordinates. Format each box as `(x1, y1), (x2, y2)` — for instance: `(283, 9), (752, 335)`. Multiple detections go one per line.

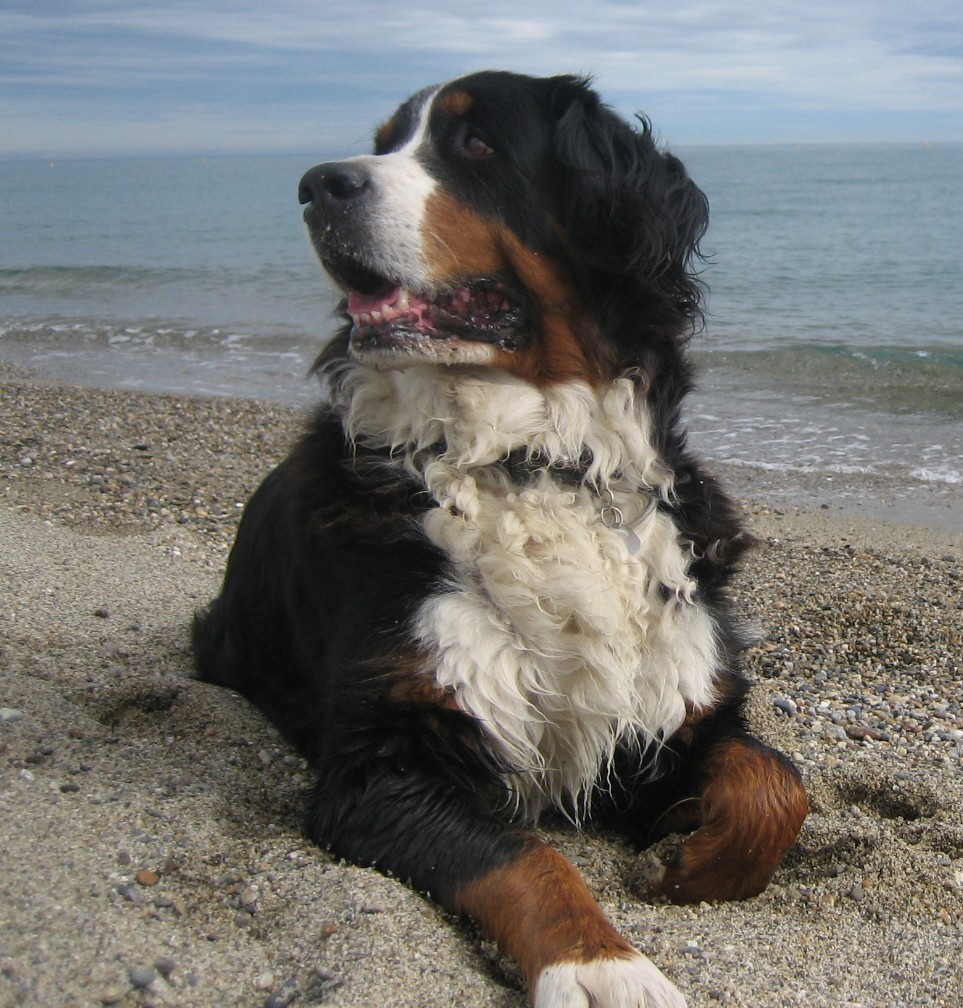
(550, 78), (708, 293)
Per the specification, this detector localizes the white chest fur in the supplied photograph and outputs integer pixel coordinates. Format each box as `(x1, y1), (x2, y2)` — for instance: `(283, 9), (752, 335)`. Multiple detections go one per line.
(335, 364), (720, 820)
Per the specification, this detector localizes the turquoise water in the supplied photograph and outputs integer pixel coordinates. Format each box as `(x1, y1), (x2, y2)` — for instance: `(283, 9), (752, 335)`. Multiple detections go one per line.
(1, 145), (961, 515)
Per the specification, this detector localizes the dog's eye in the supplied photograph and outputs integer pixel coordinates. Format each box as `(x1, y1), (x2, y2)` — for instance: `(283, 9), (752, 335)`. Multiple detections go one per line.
(460, 131), (495, 159)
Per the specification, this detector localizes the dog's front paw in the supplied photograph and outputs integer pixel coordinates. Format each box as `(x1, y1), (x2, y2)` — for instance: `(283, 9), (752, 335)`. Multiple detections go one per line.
(533, 953), (686, 1008)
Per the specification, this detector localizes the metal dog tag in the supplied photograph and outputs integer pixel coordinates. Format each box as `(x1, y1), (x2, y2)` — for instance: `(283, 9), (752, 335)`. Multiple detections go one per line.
(616, 524), (642, 554)
(600, 489), (642, 555)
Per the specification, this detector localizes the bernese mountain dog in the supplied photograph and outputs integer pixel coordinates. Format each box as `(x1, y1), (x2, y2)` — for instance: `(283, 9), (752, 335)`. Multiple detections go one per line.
(193, 70), (808, 1008)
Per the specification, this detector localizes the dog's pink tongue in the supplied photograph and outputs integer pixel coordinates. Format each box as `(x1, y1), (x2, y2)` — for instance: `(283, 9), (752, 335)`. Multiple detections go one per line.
(347, 288), (400, 315)
(347, 286), (436, 327)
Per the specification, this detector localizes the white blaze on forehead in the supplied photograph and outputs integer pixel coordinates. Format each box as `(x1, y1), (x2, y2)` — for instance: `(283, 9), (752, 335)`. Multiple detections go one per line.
(390, 84), (439, 152)
(335, 86), (440, 288)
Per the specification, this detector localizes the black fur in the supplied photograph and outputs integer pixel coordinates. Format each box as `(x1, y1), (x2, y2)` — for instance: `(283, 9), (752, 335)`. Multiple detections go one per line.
(193, 417), (531, 901)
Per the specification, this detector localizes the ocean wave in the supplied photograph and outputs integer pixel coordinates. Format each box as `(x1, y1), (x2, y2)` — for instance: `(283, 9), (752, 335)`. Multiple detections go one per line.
(0, 263), (198, 295)
(0, 263), (335, 336)
(0, 315), (318, 403)
(693, 341), (963, 419)
(0, 316), (317, 353)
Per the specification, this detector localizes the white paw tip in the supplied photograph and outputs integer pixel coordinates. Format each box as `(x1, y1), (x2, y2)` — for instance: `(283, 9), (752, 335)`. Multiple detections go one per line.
(533, 953), (686, 1008)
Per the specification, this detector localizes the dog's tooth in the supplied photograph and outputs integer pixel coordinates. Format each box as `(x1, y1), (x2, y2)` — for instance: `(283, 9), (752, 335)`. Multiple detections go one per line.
(398, 289), (411, 312)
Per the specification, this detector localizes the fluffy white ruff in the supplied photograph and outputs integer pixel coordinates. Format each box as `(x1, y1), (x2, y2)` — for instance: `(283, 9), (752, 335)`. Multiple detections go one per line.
(335, 363), (672, 487)
(333, 364), (720, 820)
(534, 956), (687, 1008)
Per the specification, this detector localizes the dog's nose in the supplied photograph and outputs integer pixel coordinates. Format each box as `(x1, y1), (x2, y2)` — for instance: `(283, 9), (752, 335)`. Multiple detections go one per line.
(298, 162), (371, 207)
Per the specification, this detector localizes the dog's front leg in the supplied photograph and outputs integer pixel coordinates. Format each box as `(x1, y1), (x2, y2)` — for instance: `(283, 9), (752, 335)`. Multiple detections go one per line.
(648, 732), (808, 904)
(304, 755), (685, 1008)
(457, 837), (686, 1008)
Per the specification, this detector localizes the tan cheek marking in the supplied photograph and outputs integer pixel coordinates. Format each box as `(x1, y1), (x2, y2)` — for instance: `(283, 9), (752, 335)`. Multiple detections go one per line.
(453, 839), (636, 995)
(651, 737), (809, 904)
(421, 190), (506, 277)
(493, 230), (605, 385)
(421, 191), (605, 386)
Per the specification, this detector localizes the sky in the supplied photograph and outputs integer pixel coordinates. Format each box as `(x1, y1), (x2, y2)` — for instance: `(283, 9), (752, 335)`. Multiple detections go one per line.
(2, 0), (962, 159)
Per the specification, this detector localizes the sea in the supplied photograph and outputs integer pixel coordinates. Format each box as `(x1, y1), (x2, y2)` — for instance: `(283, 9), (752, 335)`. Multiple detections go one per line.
(1, 145), (961, 529)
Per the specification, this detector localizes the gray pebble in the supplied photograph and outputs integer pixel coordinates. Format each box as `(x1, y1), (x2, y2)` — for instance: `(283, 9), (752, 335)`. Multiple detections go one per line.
(116, 884), (143, 905)
(127, 965), (155, 989)
(0, 708), (24, 722)
(264, 978), (298, 1008)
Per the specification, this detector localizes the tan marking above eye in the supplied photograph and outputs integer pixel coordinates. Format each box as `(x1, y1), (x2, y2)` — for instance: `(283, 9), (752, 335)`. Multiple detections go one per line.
(438, 90), (474, 117)
(374, 119), (395, 151)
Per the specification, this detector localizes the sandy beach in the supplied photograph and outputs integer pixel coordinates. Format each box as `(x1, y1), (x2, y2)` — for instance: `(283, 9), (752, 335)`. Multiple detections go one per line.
(1, 359), (961, 1008)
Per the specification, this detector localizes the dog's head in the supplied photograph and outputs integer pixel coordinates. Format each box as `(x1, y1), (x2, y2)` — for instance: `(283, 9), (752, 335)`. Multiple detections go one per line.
(301, 71), (708, 386)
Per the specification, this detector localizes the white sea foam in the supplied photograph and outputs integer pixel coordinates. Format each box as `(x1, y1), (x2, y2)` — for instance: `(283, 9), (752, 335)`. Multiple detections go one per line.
(910, 466), (962, 486)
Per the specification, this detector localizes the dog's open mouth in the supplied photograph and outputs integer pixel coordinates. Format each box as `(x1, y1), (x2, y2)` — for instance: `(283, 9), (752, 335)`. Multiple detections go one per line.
(326, 258), (528, 358)
(349, 282), (523, 337)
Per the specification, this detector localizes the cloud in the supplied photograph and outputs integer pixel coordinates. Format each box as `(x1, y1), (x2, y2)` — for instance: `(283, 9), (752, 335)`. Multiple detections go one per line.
(1, 0), (961, 156)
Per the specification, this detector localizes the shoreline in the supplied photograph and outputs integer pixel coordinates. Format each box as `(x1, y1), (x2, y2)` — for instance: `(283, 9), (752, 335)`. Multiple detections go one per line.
(1, 362), (961, 1008)
(0, 341), (960, 531)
